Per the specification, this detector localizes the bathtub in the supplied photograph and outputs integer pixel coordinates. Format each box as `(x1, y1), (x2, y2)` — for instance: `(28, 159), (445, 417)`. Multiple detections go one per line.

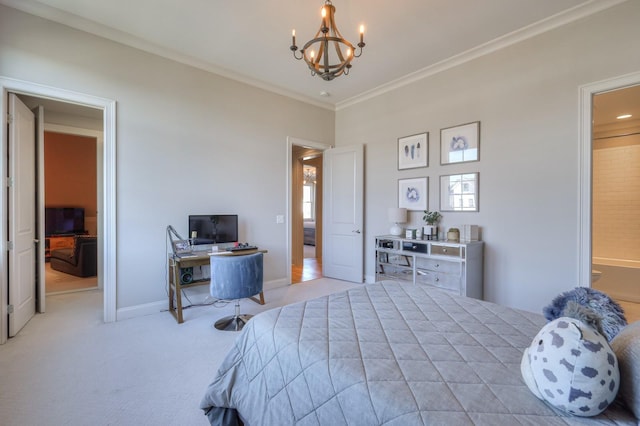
(592, 257), (640, 303)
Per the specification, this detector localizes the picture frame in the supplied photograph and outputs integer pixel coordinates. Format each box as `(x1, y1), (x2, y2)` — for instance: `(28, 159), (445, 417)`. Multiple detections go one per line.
(440, 173), (479, 212)
(399, 177), (428, 211)
(398, 132), (428, 170)
(440, 121), (480, 165)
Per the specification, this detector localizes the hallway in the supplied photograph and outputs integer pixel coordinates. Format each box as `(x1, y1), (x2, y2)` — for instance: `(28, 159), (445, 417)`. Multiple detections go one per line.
(292, 245), (322, 283)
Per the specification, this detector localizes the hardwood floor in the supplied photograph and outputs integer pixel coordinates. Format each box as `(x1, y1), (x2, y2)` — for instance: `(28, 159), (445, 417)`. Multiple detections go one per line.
(618, 300), (640, 323)
(292, 246), (322, 284)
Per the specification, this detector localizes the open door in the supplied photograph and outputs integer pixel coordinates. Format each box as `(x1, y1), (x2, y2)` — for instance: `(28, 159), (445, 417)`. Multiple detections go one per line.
(8, 94), (37, 336)
(322, 144), (364, 282)
(34, 105), (45, 313)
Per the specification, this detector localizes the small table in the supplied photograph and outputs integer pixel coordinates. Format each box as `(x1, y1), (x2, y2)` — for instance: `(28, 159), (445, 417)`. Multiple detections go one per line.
(168, 249), (267, 324)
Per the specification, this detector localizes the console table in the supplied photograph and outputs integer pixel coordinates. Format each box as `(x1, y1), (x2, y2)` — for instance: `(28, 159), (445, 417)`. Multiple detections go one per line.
(375, 235), (483, 299)
(168, 249), (267, 324)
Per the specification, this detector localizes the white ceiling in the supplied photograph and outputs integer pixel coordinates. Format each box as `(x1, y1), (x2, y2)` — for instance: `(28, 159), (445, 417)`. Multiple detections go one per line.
(2, 0), (629, 109)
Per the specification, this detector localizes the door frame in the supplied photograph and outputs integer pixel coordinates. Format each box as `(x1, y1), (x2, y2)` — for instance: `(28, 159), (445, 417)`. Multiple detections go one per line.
(286, 136), (332, 284)
(0, 77), (117, 344)
(578, 70), (640, 289)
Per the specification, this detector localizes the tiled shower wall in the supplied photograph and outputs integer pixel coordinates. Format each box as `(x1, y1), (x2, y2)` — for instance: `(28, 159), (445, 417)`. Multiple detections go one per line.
(592, 133), (640, 261)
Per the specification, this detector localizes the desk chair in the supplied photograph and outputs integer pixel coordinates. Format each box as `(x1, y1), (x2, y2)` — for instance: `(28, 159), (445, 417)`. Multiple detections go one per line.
(209, 252), (263, 331)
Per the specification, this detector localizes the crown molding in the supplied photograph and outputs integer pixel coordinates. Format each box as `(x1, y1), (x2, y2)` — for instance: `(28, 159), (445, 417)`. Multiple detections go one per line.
(1, 0), (628, 112)
(0, 0), (335, 111)
(335, 0), (629, 110)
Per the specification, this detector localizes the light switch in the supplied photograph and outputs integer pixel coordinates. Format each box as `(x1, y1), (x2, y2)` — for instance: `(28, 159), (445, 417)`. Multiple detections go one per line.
(276, 215), (284, 224)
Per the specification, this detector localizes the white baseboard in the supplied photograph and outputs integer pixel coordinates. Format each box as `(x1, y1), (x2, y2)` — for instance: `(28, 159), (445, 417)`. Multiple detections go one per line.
(264, 278), (288, 291)
(115, 278), (289, 321)
(117, 300), (167, 321)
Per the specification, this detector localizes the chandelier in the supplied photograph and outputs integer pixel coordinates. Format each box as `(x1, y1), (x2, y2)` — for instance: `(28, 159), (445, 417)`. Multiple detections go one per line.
(290, 0), (365, 81)
(303, 166), (317, 184)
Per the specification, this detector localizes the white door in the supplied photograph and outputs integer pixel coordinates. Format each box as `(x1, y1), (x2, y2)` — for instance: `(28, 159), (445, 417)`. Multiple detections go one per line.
(323, 144), (364, 282)
(8, 94), (37, 336)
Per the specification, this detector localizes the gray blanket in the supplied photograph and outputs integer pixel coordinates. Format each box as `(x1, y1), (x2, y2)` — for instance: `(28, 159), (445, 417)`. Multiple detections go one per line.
(200, 281), (636, 425)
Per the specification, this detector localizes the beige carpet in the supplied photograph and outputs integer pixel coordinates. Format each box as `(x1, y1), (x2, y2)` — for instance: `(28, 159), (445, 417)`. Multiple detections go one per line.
(45, 262), (98, 294)
(0, 277), (360, 426)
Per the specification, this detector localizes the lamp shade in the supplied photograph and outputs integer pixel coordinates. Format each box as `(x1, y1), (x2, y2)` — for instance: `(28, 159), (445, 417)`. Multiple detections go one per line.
(388, 208), (407, 223)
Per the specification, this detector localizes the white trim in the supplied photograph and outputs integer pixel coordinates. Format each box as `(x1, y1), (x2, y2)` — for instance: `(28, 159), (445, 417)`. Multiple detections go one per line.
(0, 0), (626, 111)
(286, 137), (332, 285)
(578, 71), (640, 291)
(336, 0), (628, 110)
(0, 0), (334, 112)
(116, 300), (167, 321)
(44, 123), (102, 138)
(0, 76), (117, 344)
(116, 278), (288, 321)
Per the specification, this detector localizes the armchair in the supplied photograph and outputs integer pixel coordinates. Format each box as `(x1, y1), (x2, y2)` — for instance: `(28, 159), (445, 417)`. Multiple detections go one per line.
(50, 235), (97, 277)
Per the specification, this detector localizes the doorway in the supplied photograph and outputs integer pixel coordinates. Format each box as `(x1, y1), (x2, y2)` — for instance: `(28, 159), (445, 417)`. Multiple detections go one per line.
(42, 129), (99, 295)
(590, 84), (640, 321)
(287, 137), (332, 284)
(291, 145), (324, 283)
(1, 77), (117, 344)
(579, 72), (640, 324)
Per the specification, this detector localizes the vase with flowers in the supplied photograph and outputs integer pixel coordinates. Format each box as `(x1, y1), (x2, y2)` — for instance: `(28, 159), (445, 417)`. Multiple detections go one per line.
(422, 211), (442, 240)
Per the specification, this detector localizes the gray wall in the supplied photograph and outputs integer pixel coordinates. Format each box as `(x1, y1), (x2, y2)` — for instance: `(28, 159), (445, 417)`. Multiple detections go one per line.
(0, 5), (334, 311)
(335, 1), (640, 312)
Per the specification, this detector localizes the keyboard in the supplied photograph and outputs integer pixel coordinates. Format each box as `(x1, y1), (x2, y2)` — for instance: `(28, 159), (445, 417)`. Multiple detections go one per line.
(225, 245), (258, 252)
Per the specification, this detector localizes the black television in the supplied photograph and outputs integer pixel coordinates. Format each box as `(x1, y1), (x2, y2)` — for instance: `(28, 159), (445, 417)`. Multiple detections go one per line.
(45, 207), (85, 236)
(188, 215), (238, 245)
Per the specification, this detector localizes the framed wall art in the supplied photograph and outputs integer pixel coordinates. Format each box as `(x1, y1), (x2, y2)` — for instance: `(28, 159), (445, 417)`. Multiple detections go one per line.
(398, 177), (428, 211)
(398, 132), (428, 170)
(440, 121), (480, 165)
(440, 173), (479, 212)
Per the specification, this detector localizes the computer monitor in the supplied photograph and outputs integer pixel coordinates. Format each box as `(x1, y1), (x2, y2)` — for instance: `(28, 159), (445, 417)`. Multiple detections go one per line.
(188, 215), (238, 245)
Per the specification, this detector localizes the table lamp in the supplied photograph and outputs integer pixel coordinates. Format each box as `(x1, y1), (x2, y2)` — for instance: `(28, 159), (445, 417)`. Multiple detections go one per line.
(388, 208), (407, 236)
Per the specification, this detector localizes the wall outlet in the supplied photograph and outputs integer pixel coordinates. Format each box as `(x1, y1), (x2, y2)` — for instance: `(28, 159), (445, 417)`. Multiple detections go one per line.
(276, 215), (284, 224)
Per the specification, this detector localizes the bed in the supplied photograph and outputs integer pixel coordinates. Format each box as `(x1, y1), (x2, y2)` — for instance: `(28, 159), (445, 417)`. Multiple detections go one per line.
(303, 221), (315, 246)
(200, 281), (636, 425)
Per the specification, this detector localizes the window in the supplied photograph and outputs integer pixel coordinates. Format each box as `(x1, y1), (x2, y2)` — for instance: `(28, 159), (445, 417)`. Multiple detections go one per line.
(303, 184), (315, 220)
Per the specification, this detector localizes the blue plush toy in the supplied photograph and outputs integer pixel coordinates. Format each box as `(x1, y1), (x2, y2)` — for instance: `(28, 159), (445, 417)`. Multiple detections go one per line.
(543, 287), (626, 341)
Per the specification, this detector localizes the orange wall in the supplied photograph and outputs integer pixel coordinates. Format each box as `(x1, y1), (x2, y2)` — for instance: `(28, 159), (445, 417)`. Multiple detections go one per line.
(44, 132), (97, 218)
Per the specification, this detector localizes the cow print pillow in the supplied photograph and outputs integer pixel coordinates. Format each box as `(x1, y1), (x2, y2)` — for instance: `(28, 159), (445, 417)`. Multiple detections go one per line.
(521, 317), (620, 417)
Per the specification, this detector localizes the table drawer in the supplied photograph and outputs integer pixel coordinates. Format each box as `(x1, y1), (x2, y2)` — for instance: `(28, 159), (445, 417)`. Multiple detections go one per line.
(416, 258), (460, 274)
(416, 270), (461, 293)
(430, 244), (461, 257)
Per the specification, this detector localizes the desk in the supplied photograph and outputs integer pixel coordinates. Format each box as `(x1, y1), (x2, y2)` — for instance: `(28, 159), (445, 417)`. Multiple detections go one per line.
(168, 249), (267, 324)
